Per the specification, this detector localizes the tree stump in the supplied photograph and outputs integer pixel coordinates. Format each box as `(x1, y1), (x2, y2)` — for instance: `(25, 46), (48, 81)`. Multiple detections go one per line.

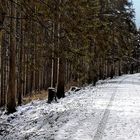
(47, 87), (57, 104)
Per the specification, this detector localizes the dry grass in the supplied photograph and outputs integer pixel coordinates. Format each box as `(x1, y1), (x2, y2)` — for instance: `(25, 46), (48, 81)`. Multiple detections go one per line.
(23, 90), (48, 104)
(22, 81), (79, 105)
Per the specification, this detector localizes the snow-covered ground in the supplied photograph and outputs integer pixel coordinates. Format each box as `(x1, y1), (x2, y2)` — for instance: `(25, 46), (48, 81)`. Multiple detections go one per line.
(0, 74), (140, 140)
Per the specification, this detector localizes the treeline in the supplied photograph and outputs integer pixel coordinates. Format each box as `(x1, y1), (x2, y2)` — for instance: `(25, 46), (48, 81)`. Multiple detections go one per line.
(0, 0), (139, 113)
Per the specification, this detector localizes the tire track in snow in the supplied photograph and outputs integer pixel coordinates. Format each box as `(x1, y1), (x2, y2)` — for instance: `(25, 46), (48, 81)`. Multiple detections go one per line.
(131, 74), (140, 95)
(93, 76), (129, 140)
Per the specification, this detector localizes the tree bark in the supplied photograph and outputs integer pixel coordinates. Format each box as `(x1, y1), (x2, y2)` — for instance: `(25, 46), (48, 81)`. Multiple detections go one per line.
(57, 58), (65, 99)
(7, 1), (16, 113)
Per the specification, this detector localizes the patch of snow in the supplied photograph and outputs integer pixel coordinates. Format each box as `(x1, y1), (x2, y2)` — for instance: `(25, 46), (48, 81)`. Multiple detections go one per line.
(0, 74), (140, 140)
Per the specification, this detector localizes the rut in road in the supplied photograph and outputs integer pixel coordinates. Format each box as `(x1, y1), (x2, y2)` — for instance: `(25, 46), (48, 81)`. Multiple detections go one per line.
(93, 77), (128, 140)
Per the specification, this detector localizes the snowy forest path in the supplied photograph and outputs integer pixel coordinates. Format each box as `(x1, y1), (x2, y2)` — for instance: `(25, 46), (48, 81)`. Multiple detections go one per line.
(55, 75), (137, 140)
(97, 73), (140, 140)
(93, 76), (131, 140)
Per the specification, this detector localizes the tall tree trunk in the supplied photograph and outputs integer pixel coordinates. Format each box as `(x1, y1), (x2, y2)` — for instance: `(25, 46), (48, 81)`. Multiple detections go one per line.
(0, 30), (5, 107)
(18, 15), (23, 105)
(0, 0), (7, 107)
(7, 1), (16, 113)
(118, 60), (121, 76)
(57, 58), (65, 99)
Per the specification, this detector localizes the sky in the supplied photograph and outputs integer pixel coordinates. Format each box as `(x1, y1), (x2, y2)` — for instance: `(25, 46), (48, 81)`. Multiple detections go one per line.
(133, 0), (140, 28)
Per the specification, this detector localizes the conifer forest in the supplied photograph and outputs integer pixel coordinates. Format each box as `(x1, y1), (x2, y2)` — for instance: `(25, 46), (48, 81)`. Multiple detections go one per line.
(0, 0), (140, 114)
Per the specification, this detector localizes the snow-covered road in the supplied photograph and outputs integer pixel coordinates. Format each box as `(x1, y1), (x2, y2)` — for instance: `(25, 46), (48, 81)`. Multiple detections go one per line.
(0, 74), (140, 140)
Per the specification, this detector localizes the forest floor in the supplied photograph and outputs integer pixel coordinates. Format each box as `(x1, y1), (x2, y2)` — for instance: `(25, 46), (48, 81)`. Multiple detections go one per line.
(0, 73), (140, 140)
